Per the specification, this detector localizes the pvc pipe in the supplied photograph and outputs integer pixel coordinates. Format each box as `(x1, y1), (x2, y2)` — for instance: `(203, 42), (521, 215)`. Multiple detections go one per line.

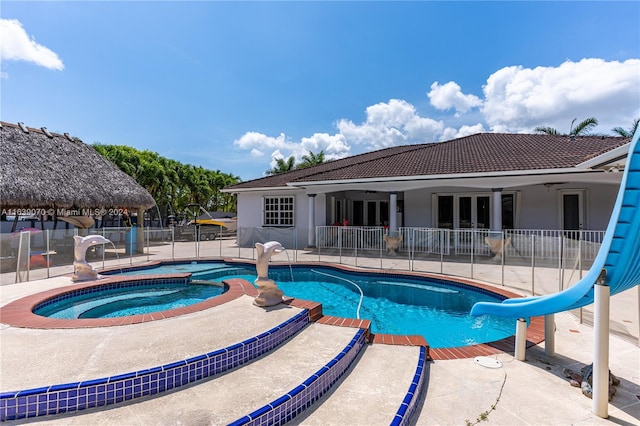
(515, 318), (527, 361)
(593, 283), (610, 418)
(544, 314), (555, 357)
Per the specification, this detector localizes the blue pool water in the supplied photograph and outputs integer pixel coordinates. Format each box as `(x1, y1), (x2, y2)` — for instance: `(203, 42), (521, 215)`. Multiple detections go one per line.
(34, 282), (226, 319)
(108, 262), (516, 348)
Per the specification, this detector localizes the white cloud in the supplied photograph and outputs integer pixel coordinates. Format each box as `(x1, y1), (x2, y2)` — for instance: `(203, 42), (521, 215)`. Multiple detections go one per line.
(482, 58), (640, 133)
(428, 81), (482, 116)
(337, 99), (444, 150)
(440, 123), (486, 141)
(0, 19), (64, 71)
(299, 133), (350, 160)
(234, 131), (351, 174)
(234, 132), (290, 153)
(234, 58), (640, 178)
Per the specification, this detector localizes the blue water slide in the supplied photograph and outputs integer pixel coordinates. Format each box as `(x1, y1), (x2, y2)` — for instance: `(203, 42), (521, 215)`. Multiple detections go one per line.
(471, 127), (640, 318)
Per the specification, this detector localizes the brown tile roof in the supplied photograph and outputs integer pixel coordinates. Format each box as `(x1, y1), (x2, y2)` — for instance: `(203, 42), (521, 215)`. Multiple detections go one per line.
(227, 133), (629, 190)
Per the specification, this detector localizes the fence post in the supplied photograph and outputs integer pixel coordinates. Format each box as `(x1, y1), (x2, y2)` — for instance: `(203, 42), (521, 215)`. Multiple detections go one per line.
(578, 231), (583, 280)
(379, 228), (383, 270)
(46, 229), (51, 278)
(410, 228), (414, 272)
(101, 228), (106, 271)
(440, 229), (444, 275)
(27, 232), (31, 282)
(470, 230), (474, 279)
(339, 228), (342, 264)
(501, 231), (505, 286)
(531, 234), (536, 296)
(317, 227), (321, 262)
(558, 235), (563, 291)
(354, 228), (359, 268)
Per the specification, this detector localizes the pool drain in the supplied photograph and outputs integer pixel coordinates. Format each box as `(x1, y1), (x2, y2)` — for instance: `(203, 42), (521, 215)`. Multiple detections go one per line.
(474, 356), (503, 368)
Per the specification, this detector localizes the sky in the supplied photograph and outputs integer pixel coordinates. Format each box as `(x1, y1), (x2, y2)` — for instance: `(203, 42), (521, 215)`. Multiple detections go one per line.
(1, 1), (639, 182)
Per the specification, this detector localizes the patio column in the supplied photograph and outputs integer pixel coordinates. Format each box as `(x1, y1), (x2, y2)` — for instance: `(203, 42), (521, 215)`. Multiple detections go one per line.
(491, 188), (503, 232)
(389, 192), (397, 234)
(307, 194), (316, 248)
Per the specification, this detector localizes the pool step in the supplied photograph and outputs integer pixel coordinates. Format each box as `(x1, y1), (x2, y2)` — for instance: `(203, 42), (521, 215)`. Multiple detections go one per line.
(2, 286), (426, 425)
(0, 295), (309, 420)
(21, 323), (365, 425)
(294, 343), (428, 425)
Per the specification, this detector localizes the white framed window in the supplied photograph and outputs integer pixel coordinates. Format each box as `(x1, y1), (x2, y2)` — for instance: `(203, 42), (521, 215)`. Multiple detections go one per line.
(263, 196), (295, 226)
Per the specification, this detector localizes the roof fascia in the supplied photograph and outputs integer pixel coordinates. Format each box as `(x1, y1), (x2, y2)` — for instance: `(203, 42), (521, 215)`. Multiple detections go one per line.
(575, 142), (630, 169)
(287, 167), (593, 187)
(221, 185), (299, 194)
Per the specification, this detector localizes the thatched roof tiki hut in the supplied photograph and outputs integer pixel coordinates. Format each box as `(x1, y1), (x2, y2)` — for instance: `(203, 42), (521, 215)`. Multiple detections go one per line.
(0, 121), (156, 253)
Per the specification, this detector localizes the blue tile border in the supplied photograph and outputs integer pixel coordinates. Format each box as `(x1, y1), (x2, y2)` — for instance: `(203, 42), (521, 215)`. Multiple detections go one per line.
(0, 310), (310, 421)
(229, 328), (367, 426)
(390, 346), (428, 426)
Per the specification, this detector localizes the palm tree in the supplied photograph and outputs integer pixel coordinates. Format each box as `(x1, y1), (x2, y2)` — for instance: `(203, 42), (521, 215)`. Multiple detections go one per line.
(534, 117), (599, 136)
(298, 150), (326, 169)
(612, 118), (640, 138)
(266, 156), (296, 175)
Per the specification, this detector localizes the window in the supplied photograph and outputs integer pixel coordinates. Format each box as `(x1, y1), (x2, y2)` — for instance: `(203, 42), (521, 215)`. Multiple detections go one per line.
(502, 194), (514, 229)
(437, 196), (453, 229)
(263, 196), (294, 226)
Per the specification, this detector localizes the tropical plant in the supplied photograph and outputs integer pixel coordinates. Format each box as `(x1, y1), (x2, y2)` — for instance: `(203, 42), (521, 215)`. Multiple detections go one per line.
(611, 118), (640, 138)
(265, 151), (327, 175)
(298, 150), (326, 169)
(534, 117), (599, 136)
(266, 156), (296, 175)
(92, 144), (240, 215)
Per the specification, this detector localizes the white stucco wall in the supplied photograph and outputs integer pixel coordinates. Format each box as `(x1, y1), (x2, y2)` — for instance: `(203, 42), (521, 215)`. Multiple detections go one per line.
(236, 190), (326, 248)
(519, 183), (618, 230)
(519, 185), (559, 229)
(403, 188), (433, 227)
(584, 183), (619, 229)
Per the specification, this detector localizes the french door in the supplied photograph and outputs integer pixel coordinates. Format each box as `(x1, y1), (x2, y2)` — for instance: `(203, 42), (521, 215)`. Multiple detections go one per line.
(437, 194), (491, 230)
(438, 194), (492, 255)
(457, 195), (491, 229)
(561, 191), (584, 239)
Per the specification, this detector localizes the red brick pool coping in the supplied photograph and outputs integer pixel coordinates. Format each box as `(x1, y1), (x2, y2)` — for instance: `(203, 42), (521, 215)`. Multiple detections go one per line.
(0, 259), (544, 360)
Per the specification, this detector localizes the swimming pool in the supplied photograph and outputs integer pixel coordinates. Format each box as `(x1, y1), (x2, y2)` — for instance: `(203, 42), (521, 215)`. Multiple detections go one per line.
(112, 262), (515, 348)
(33, 281), (227, 319)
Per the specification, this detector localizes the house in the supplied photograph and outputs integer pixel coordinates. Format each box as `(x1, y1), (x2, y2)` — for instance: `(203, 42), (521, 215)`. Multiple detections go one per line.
(224, 133), (631, 249)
